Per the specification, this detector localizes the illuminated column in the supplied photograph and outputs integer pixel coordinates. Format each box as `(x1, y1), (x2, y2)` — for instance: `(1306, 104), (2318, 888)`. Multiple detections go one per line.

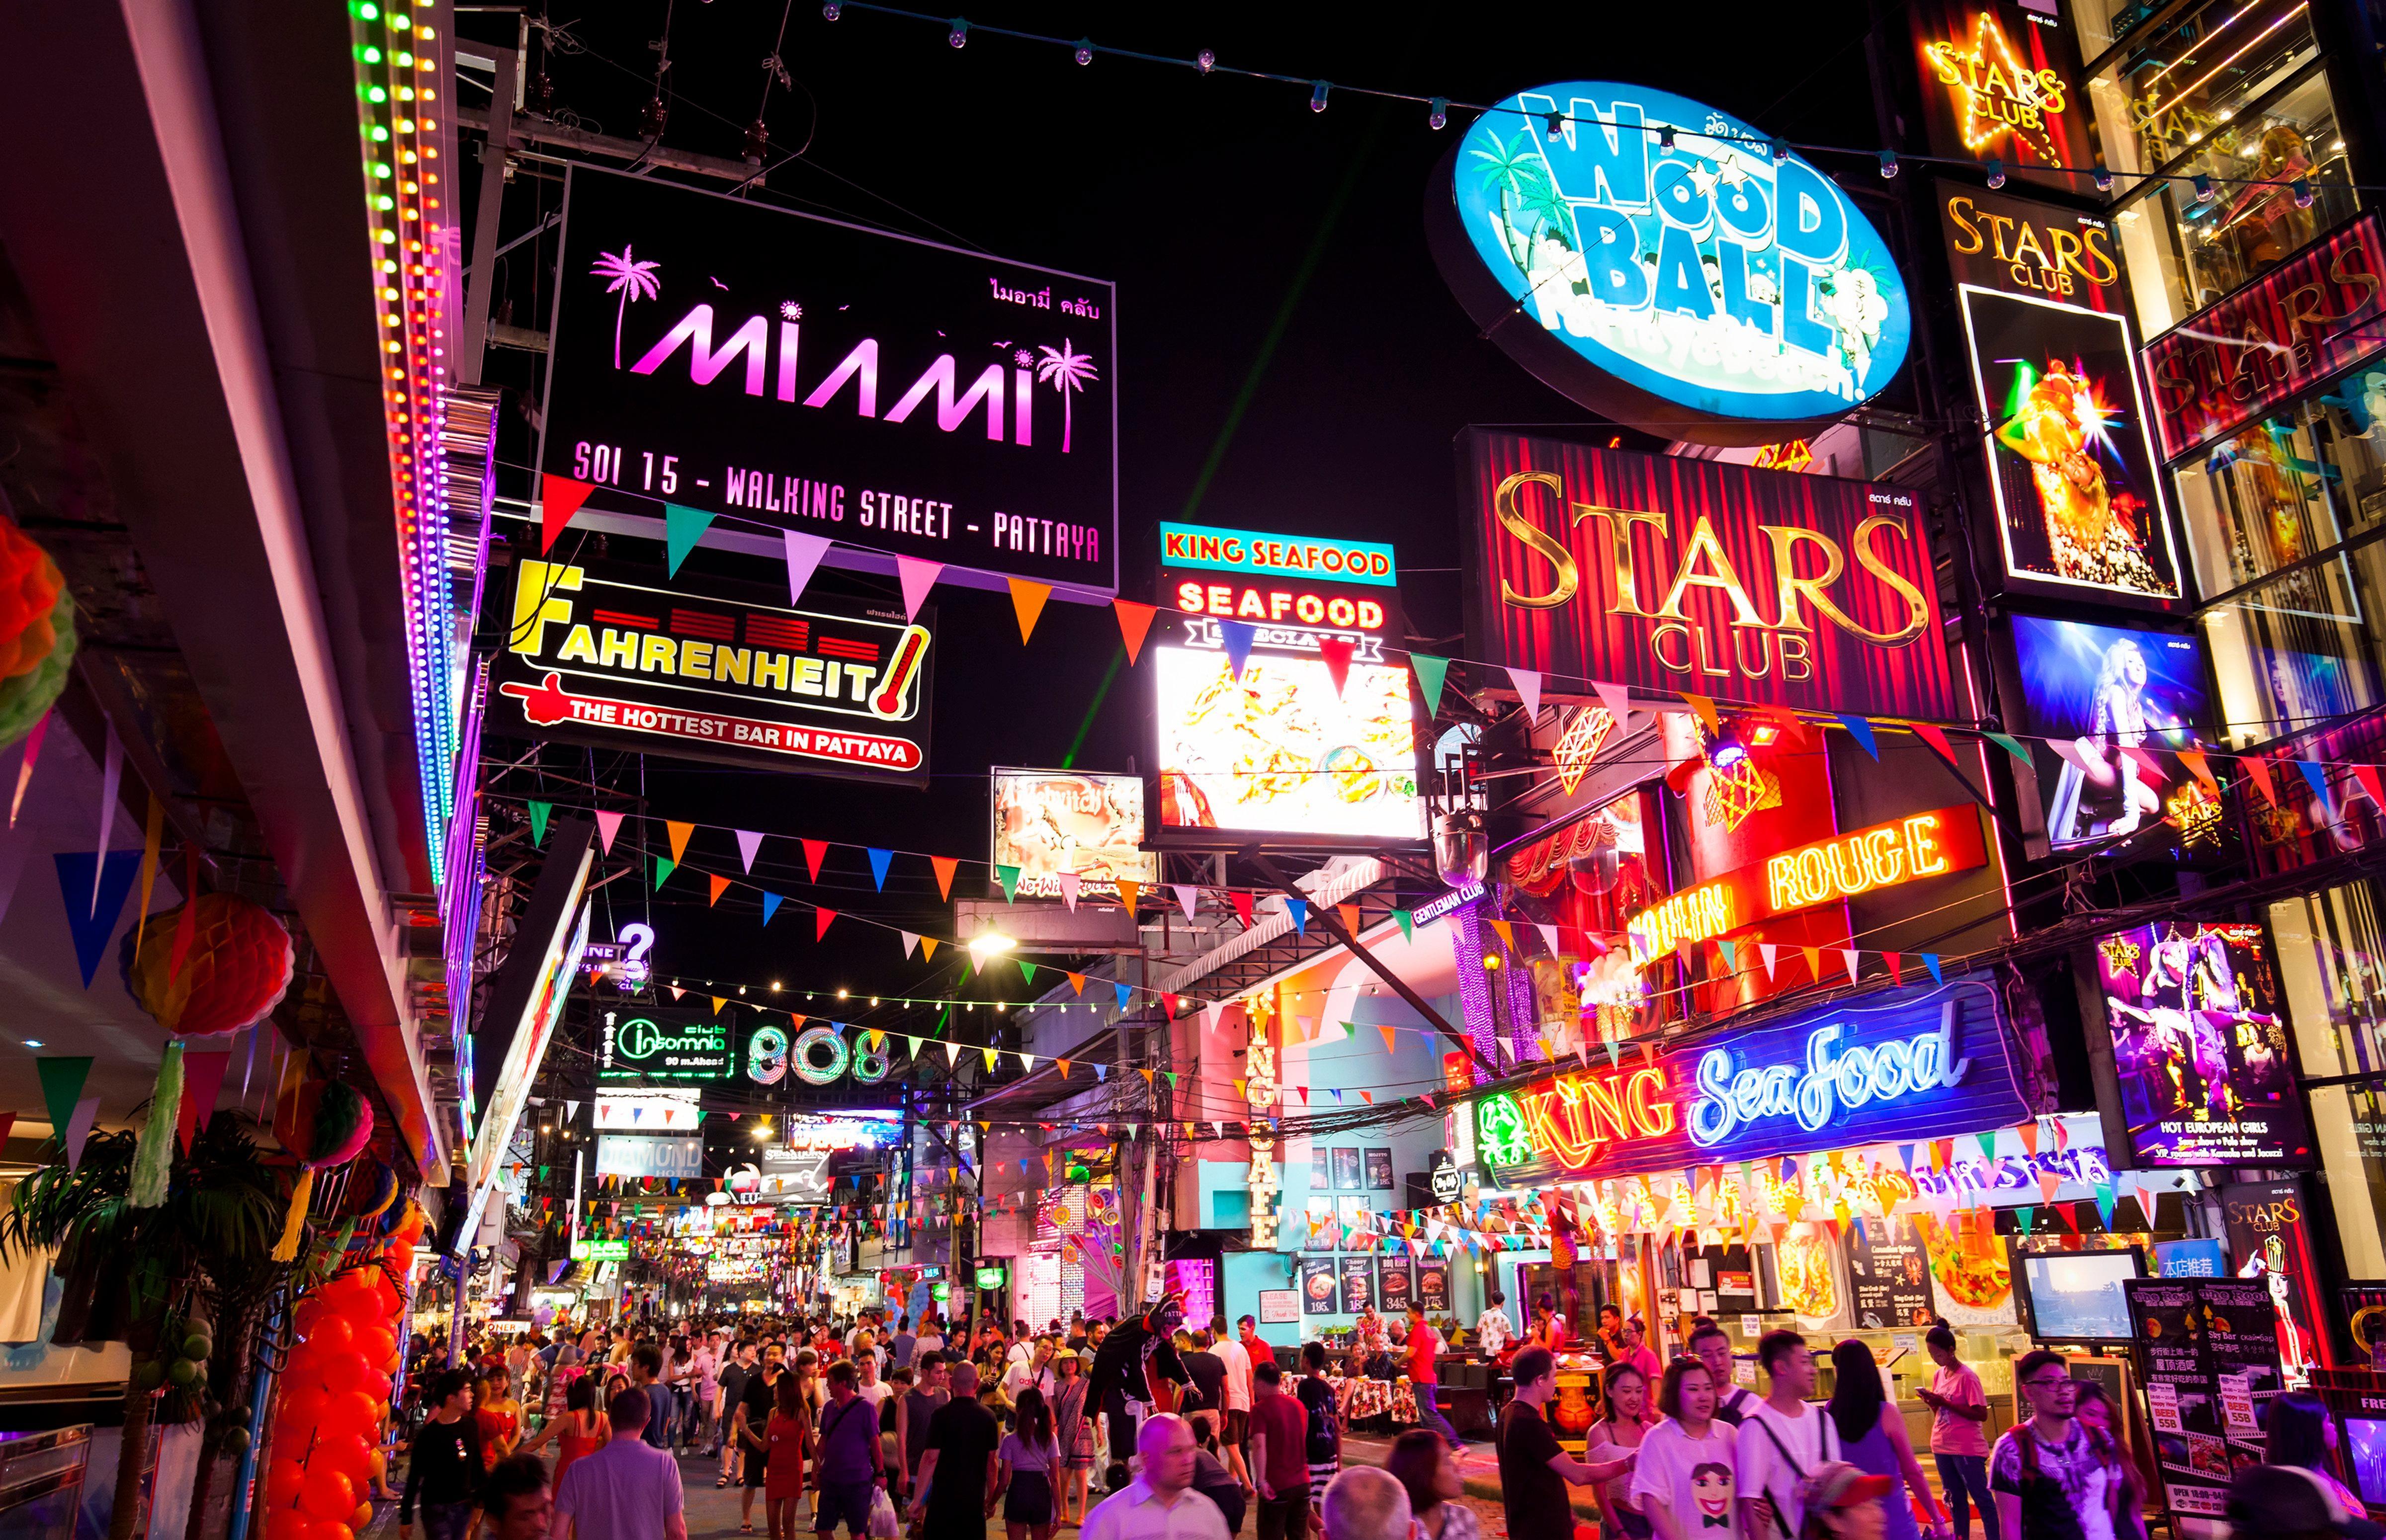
(1452, 899), (1500, 1080)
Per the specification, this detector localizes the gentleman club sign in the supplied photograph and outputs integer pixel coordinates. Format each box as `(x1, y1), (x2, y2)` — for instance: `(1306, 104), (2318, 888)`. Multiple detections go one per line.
(1464, 431), (1956, 719)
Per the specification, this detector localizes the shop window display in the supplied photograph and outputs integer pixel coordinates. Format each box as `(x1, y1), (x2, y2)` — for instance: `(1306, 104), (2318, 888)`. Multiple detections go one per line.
(2201, 542), (2386, 744)
(2175, 389), (2386, 600)
(2083, 0), (2317, 185)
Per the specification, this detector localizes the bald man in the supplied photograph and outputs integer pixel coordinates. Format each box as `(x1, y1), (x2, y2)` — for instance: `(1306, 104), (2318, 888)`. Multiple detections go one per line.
(1323, 1468), (1413, 1540)
(1077, 1414), (1231, 1540)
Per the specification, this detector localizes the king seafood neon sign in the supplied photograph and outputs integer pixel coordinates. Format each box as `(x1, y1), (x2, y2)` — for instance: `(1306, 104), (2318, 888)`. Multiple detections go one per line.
(1473, 977), (2027, 1180)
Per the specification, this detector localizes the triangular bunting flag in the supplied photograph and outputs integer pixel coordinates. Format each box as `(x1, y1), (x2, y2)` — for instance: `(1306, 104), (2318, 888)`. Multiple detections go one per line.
(1116, 879), (1139, 913)
(815, 908), (837, 941)
(1175, 885), (1199, 924)
(1841, 949), (1861, 986)
(1911, 722), (1960, 767)
(801, 840), (828, 883)
(1410, 654), (1450, 717)
(36, 1057), (91, 1150)
(1056, 871), (1080, 911)
(1509, 668), (1542, 723)
(895, 557), (942, 622)
(920, 938), (938, 961)
(1113, 983), (1133, 1012)
(733, 829), (765, 873)
(866, 848), (893, 891)
(1592, 679), (1633, 726)
(54, 852), (140, 988)
(1317, 637), (1355, 697)
(1066, 972), (1085, 995)
(663, 503), (718, 575)
(996, 865), (1022, 902)
(1760, 943), (1778, 979)
(528, 801), (553, 846)
(1113, 600), (1157, 666)
(1922, 953), (1943, 984)
(1395, 909), (1413, 942)
(761, 892), (784, 926)
(1680, 692), (1719, 735)
(2243, 754), (2277, 806)
(1007, 578), (1052, 644)
(900, 931), (920, 959)
(539, 473), (596, 552)
(666, 821), (694, 865)
(707, 874), (730, 907)
(781, 530), (833, 606)
(1286, 898), (1307, 937)
(654, 856), (675, 889)
(595, 809), (624, 853)
(1984, 732), (2033, 770)
(1837, 715), (1879, 759)
(930, 856), (958, 901)
(1378, 1024), (1398, 1056)
(1219, 621), (1256, 679)
(1230, 891), (1255, 929)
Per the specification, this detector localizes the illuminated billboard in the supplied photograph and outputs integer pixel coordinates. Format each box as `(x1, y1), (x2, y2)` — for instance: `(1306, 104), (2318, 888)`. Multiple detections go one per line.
(1942, 186), (2179, 612)
(540, 167), (1117, 596)
(1909, 0), (2096, 193)
(991, 769), (1157, 899)
(592, 1086), (703, 1132)
(1427, 82), (1911, 444)
(1464, 431), (1956, 719)
(1155, 647), (1421, 843)
(2095, 922), (2309, 1167)
(467, 819), (597, 1204)
(2008, 616), (2212, 850)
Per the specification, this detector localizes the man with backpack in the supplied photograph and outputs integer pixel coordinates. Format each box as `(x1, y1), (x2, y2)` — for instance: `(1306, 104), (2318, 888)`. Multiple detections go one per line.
(1735, 1331), (1830, 1539)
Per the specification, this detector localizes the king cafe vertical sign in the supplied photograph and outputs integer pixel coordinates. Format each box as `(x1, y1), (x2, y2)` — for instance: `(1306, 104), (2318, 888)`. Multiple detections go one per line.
(1427, 82), (1912, 446)
(1465, 431), (1956, 720)
(1471, 976), (2027, 1186)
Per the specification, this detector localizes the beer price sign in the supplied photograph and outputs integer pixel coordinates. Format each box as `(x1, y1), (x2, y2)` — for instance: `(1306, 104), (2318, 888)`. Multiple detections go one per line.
(1464, 431), (1956, 719)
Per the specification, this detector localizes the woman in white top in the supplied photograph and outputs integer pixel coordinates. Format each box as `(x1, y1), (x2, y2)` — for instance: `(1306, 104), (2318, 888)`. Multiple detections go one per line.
(1632, 1359), (1741, 1540)
(1586, 1362), (1653, 1539)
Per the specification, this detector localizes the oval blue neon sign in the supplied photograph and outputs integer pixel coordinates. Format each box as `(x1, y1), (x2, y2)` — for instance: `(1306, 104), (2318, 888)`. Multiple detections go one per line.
(1428, 83), (1912, 445)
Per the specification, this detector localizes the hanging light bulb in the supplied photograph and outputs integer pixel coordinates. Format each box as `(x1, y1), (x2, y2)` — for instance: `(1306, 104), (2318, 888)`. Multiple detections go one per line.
(1986, 158), (2006, 189)
(1659, 124), (1676, 150)
(821, 2), (840, 17)
(947, 18), (968, 48)
(1428, 97), (1448, 131)
(1310, 80), (1330, 112)
(1878, 149), (1898, 179)
(2093, 167), (2115, 193)
(1434, 810), (1487, 887)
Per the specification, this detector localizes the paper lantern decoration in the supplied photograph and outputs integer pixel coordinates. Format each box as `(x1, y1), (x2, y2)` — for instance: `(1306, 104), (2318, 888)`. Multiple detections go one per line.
(120, 892), (294, 1038)
(269, 1079), (374, 1262)
(343, 1162), (398, 1222)
(0, 589), (72, 748)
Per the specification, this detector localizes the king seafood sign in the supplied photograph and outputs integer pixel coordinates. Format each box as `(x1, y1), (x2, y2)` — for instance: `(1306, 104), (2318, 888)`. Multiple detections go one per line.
(541, 167), (1117, 596)
(1472, 976), (2028, 1185)
(1428, 82), (1912, 445)
(491, 557), (933, 784)
(1465, 431), (1956, 719)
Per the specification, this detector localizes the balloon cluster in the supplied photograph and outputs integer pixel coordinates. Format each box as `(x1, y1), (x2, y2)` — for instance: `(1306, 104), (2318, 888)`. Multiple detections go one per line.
(258, 1204), (424, 1540)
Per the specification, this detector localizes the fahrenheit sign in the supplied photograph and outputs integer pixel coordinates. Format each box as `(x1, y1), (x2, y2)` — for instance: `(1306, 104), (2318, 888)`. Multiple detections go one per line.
(1625, 806), (1987, 966)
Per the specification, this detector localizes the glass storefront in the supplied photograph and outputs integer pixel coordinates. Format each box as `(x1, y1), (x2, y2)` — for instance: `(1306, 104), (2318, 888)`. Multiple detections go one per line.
(2083, 0), (2320, 185)
(2271, 883), (2386, 1278)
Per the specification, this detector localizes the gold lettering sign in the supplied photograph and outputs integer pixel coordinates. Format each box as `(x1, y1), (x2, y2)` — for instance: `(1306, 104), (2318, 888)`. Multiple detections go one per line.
(1943, 191), (2118, 303)
(1921, 11), (2070, 163)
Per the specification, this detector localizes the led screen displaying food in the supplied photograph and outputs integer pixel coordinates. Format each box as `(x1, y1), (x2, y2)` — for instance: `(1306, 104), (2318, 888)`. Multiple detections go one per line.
(1155, 646), (1421, 840)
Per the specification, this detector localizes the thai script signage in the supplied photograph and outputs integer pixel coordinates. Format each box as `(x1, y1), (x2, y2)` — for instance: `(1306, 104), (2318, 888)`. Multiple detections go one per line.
(541, 167), (1116, 595)
(491, 557), (933, 785)
(1465, 432), (1956, 718)
(1473, 976), (2026, 1184)
(1909, 0), (2096, 193)
(1428, 83), (1911, 444)
(1624, 806), (1988, 966)
(2143, 213), (2386, 464)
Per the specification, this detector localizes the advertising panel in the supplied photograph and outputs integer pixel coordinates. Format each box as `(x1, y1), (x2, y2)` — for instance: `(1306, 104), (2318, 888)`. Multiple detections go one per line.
(1473, 976), (2028, 1186)
(2144, 213), (2386, 464)
(1909, 0), (2095, 193)
(592, 1087), (703, 1133)
(1153, 647), (1420, 842)
(1465, 433), (1955, 719)
(1914, 1210), (2018, 1327)
(1417, 1260), (1450, 1313)
(1942, 186), (2181, 610)
(466, 820), (596, 1203)
(1338, 1256), (1377, 1314)
(1778, 1222), (1852, 1333)
(1427, 83), (1912, 443)
(989, 769), (1156, 899)
(599, 1007), (738, 1082)
(1365, 1149), (1394, 1192)
(1845, 1214), (1936, 1330)
(595, 1134), (704, 1181)
(1299, 1257), (1339, 1316)
(540, 167), (1116, 595)
(2221, 1177), (2327, 1377)
(1379, 1254), (1415, 1313)
(1332, 1148), (1363, 1192)
(2009, 617), (2214, 850)
(2097, 924), (2308, 1167)
(2124, 1277), (2280, 1523)
(490, 558), (933, 784)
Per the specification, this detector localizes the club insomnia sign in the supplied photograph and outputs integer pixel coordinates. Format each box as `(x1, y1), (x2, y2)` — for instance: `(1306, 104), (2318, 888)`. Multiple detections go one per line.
(1428, 82), (1912, 445)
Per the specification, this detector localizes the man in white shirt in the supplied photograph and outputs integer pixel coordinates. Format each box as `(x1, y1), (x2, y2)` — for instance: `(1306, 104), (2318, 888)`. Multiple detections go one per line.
(553, 1387), (689, 1540)
(1206, 1314), (1254, 1477)
(855, 1349), (894, 1413)
(1736, 1330), (1829, 1540)
(1475, 1293), (1512, 1357)
(1080, 1414), (1231, 1540)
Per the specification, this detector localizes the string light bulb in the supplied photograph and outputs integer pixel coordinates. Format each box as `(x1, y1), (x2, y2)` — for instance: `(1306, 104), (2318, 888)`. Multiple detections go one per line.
(1985, 158), (2006, 189)
(2294, 179), (2315, 209)
(1428, 97), (1447, 131)
(1074, 38), (1093, 65)
(1310, 80), (1330, 112)
(947, 17), (968, 48)
(1658, 124), (1675, 150)
(821, 2), (840, 16)
(2191, 173), (2214, 204)
(1545, 110), (1563, 140)
(1771, 140), (1789, 162)
(1878, 150), (1897, 179)
(1196, 48), (1215, 74)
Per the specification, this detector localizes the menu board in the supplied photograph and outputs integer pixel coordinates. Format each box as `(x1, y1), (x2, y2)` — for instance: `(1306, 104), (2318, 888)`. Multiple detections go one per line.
(1915, 1210), (2019, 1327)
(1379, 1253), (1416, 1313)
(1846, 1215), (1937, 1330)
(1311, 1147), (1331, 1190)
(1299, 1257), (1339, 1316)
(1418, 1260), (1450, 1313)
(1366, 1148), (1395, 1191)
(2124, 1277), (2278, 1523)
(1339, 1256), (1377, 1314)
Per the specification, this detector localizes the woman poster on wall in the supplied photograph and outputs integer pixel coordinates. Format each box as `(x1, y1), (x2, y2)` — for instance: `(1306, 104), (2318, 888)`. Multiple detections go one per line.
(2011, 615), (2212, 851)
(1333, 1147), (1364, 1191)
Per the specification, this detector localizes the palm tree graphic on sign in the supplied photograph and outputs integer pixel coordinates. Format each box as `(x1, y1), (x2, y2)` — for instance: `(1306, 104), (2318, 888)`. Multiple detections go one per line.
(1036, 339), (1099, 453)
(591, 245), (663, 369)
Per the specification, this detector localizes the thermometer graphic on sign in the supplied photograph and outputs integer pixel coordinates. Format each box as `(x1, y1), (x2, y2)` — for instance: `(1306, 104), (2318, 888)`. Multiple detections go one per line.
(868, 624), (931, 720)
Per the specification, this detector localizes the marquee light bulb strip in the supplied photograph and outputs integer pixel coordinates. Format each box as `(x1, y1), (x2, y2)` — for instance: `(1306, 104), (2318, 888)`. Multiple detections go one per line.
(344, 0), (461, 868)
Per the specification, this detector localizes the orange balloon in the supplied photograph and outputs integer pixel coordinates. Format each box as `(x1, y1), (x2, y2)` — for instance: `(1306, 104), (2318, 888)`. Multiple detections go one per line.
(320, 1352), (378, 1399)
(307, 1313), (355, 1355)
(366, 1450), (387, 1482)
(291, 1298), (327, 1341)
(276, 1389), (329, 1443)
(264, 1458), (305, 1508)
(352, 1326), (397, 1370)
(264, 1509), (312, 1540)
(350, 1505), (372, 1530)
(311, 1432), (371, 1480)
(323, 1391), (379, 1442)
(308, 1524), (354, 1540)
(297, 1467), (354, 1523)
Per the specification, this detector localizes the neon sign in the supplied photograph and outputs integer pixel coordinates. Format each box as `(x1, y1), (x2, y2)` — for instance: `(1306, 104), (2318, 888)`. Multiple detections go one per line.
(1430, 83), (1912, 442)
(1624, 806), (1986, 966)
(1160, 523), (1397, 586)
(1471, 976), (2027, 1181)
(1551, 706), (1618, 795)
(1688, 1005), (1971, 1146)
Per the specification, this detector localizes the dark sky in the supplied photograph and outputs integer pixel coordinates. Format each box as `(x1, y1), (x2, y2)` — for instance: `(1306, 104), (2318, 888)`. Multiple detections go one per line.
(460, 3), (1886, 1018)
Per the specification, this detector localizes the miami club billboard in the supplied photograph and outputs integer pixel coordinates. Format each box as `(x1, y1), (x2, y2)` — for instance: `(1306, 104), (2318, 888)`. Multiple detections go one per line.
(1464, 431), (1957, 720)
(540, 167), (1117, 597)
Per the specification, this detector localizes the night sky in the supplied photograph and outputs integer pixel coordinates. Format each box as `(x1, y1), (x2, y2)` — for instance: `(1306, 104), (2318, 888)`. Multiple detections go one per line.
(456, 3), (1886, 1022)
